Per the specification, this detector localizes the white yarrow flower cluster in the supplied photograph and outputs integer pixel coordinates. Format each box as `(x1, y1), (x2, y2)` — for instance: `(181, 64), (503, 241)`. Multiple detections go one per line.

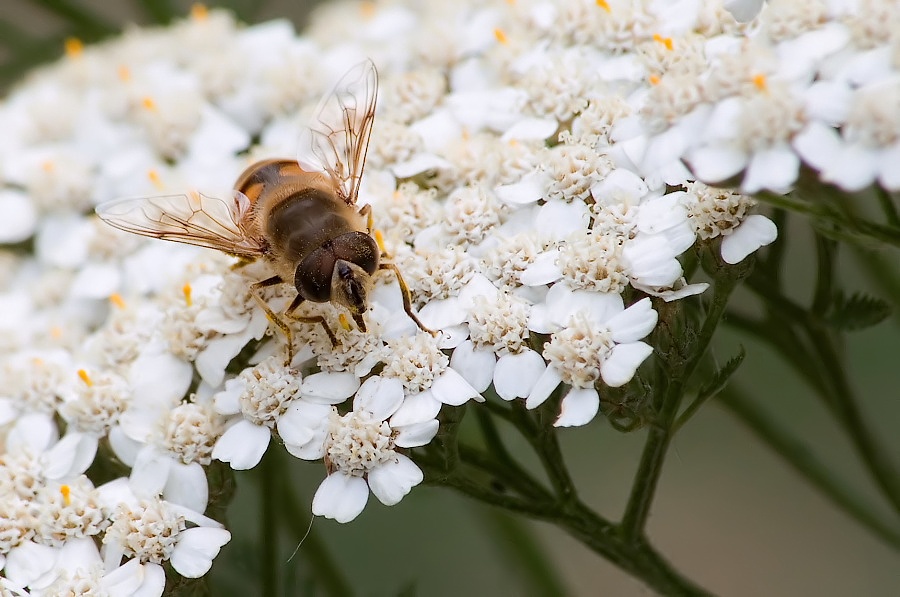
(7, 0), (894, 587)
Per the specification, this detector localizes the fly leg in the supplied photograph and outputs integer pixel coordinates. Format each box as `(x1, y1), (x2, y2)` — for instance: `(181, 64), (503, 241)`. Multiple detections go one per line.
(251, 275), (294, 366)
(379, 263), (436, 336)
(285, 294), (339, 348)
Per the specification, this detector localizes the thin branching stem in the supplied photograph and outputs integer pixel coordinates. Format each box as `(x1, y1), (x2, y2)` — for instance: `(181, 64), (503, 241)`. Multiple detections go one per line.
(620, 250), (747, 542)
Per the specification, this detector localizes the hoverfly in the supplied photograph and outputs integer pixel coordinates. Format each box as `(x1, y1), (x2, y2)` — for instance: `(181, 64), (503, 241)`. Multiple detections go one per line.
(96, 60), (431, 362)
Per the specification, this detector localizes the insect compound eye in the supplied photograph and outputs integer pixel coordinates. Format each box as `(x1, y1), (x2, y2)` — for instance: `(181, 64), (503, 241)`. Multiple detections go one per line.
(295, 247), (335, 303)
(329, 231), (379, 275)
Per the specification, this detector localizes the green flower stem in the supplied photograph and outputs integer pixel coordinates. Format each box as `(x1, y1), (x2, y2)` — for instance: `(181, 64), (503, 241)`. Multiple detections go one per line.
(474, 406), (542, 492)
(260, 448), (280, 597)
(876, 187), (900, 229)
(423, 457), (713, 596)
(453, 444), (554, 502)
(812, 235), (836, 315)
(433, 402), (466, 473)
(620, 249), (746, 542)
(511, 399), (578, 503)
(806, 324), (900, 515)
(278, 465), (353, 597)
(719, 384), (900, 551)
(759, 191), (900, 249)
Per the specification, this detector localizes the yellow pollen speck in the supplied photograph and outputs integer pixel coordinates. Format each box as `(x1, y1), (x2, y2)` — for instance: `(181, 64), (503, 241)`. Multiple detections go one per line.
(338, 313), (352, 331)
(374, 229), (386, 254)
(494, 28), (508, 45)
(148, 169), (164, 189)
(183, 283), (193, 307)
(190, 3), (208, 20)
(117, 65), (131, 81)
(41, 160), (55, 172)
(361, 1), (376, 18)
(649, 75), (661, 85)
(32, 357), (44, 366)
(78, 369), (93, 387)
(505, 0), (516, 5)
(64, 37), (83, 57)
(653, 34), (673, 50)
(50, 326), (63, 339)
(60, 485), (72, 506)
(141, 97), (157, 111)
(753, 74), (768, 91)
(109, 293), (127, 309)
(596, 0), (611, 12)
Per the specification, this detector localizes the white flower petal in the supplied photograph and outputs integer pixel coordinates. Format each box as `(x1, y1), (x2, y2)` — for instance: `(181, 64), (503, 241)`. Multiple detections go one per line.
(606, 298), (658, 343)
(100, 559), (144, 597)
(521, 250), (563, 286)
(0, 190), (37, 243)
(285, 426), (328, 461)
(170, 527), (231, 578)
(494, 350), (546, 401)
(721, 214), (778, 264)
(7, 412), (57, 454)
(537, 200), (591, 241)
(4, 541), (57, 587)
(431, 368), (483, 405)
(312, 472), (369, 523)
(822, 143), (879, 192)
(130, 446), (173, 499)
(793, 121), (843, 171)
(741, 145), (799, 194)
(554, 387), (600, 427)
(212, 420), (270, 470)
(526, 365), (562, 408)
(601, 342), (654, 387)
(418, 297), (467, 329)
(367, 454), (423, 506)
(394, 419), (440, 448)
(42, 431), (97, 479)
(301, 372), (360, 404)
(501, 117), (558, 142)
(163, 461), (209, 514)
(449, 340), (496, 392)
(354, 376), (404, 419)
(390, 389), (442, 427)
(686, 145), (748, 184)
(277, 401), (331, 446)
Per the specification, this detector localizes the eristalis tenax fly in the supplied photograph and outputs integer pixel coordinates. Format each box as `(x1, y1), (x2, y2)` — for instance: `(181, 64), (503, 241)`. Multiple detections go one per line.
(96, 60), (432, 362)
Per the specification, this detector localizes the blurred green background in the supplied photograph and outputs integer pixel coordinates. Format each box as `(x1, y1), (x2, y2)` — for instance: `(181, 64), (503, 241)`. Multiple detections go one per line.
(2, 1), (899, 595)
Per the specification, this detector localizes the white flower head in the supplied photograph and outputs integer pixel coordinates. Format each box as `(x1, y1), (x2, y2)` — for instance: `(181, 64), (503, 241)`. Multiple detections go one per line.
(312, 376), (437, 523)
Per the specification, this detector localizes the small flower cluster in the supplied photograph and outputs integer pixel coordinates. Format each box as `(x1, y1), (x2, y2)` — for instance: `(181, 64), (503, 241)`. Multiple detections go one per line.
(6, 0), (894, 590)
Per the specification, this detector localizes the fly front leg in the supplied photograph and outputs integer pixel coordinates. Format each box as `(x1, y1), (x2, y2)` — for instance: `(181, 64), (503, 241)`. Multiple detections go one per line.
(379, 262), (437, 336)
(250, 275), (294, 366)
(285, 294), (339, 348)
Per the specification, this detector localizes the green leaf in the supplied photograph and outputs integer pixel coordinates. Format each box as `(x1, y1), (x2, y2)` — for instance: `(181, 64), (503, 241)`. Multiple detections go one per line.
(698, 348), (745, 402)
(674, 348), (745, 433)
(824, 292), (892, 331)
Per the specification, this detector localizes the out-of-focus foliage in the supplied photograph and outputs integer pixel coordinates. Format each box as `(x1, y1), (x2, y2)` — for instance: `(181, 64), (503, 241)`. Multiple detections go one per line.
(0, 0), (319, 93)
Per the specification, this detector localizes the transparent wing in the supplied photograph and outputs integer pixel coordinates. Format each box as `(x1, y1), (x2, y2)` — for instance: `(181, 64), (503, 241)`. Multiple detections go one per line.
(297, 59), (378, 205)
(95, 191), (266, 259)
